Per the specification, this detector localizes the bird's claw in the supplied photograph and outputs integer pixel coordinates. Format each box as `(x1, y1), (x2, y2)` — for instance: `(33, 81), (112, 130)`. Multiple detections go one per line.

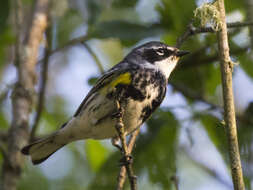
(111, 137), (123, 152)
(119, 155), (133, 166)
(112, 110), (123, 119)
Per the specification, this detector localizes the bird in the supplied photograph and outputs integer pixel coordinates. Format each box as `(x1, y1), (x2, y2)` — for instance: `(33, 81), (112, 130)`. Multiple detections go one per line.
(21, 41), (189, 164)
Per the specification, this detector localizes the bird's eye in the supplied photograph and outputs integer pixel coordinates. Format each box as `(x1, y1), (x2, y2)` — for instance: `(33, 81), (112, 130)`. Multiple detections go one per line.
(156, 48), (165, 56)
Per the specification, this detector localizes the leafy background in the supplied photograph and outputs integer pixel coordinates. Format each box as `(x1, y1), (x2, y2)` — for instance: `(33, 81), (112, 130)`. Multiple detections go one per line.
(1, 0), (253, 189)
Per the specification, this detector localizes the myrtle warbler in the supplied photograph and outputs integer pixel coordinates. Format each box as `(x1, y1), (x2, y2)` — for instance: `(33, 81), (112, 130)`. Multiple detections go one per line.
(21, 41), (189, 164)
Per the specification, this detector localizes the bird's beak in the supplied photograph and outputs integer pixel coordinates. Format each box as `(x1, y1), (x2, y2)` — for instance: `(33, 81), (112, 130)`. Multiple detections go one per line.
(176, 50), (190, 57)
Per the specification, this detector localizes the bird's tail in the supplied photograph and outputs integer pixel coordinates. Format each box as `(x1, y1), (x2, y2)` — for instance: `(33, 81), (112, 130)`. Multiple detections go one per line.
(21, 132), (65, 165)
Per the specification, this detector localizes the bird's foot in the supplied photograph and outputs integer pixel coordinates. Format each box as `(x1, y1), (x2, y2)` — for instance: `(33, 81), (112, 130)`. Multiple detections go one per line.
(111, 109), (123, 119)
(111, 137), (123, 152)
(119, 154), (133, 166)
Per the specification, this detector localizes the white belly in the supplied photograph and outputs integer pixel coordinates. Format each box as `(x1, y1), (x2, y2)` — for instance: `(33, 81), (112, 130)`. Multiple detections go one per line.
(88, 98), (146, 139)
(61, 84), (160, 140)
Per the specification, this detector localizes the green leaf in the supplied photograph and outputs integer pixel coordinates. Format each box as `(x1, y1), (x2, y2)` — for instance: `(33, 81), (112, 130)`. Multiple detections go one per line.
(98, 39), (124, 66)
(87, 151), (120, 190)
(88, 21), (163, 43)
(135, 109), (179, 189)
(18, 167), (49, 190)
(85, 140), (109, 172)
(57, 9), (83, 47)
(112, 0), (139, 8)
(171, 45), (221, 100)
(86, 0), (102, 25)
(0, 111), (8, 129)
(88, 76), (99, 86)
(0, 0), (9, 34)
(238, 53), (253, 78)
(172, 66), (206, 96)
(224, 0), (244, 12)
(22, 0), (34, 4)
(244, 175), (251, 190)
(0, 27), (15, 67)
(98, 8), (139, 25)
(157, 0), (195, 32)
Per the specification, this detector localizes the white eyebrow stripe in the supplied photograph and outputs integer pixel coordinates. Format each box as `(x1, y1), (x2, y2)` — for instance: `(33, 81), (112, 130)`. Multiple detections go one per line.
(151, 46), (165, 50)
(151, 46), (176, 51)
(167, 47), (176, 51)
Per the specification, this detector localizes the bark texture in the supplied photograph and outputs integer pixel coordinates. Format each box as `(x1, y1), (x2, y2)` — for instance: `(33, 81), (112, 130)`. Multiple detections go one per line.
(2, 0), (49, 190)
(217, 0), (245, 190)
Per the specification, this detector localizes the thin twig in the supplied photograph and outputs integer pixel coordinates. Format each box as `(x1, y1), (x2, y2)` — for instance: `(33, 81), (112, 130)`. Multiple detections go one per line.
(114, 99), (137, 190)
(30, 25), (52, 142)
(82, 42), (104, 74)
(38, 34), (90, 64)
(51, 35), (90, 55)
(217, 0), (245, 190)
(176, 21), (253, 48)
(227, 21), (253, 28)
(179, 45), (249, 69)
(117, 129), (140, 190)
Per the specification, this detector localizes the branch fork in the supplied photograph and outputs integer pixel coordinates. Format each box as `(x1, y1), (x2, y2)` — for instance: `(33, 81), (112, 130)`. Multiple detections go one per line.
(113, 99), (137, 190)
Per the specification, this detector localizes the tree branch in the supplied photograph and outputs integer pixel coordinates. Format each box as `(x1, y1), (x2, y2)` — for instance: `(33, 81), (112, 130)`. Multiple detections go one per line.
(82, 42), (104, 74)
(116, 129), (140, 190)
(51, 35), (90, 55)
(114, 100), (137, 190)
(30, 25), (52, 142)
(38, 34), (90, 64)
(217, 0), (245, 190)
(179, 45), (249, 69)
(2, 0), (49, 189)
(176, 21), (253, 48)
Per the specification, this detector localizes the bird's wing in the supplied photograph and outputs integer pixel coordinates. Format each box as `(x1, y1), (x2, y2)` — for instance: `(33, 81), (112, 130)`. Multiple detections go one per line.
(73, 65), (131, 117)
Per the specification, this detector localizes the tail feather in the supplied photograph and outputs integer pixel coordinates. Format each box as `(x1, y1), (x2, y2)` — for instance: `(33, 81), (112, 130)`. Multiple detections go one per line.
(21, 133), (65, 165)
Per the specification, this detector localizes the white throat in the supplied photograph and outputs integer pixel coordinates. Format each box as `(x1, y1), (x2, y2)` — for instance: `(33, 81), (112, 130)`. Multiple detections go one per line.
(155, 57), (178, 79)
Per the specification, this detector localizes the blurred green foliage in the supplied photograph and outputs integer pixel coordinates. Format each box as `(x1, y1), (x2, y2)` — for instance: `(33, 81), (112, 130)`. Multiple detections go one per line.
(57, 9), (84, 47)
(0, 1), (9, 33)
(0, 0), (253, 189)
(135, 110), (179, 189)
(85, 140), (110, 172)
(88, 21), (163, 44)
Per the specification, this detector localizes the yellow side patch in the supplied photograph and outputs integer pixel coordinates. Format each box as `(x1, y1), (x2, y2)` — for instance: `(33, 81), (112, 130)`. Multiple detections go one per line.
(100, 72), (131, 95)
(110, 72), (131, 88)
